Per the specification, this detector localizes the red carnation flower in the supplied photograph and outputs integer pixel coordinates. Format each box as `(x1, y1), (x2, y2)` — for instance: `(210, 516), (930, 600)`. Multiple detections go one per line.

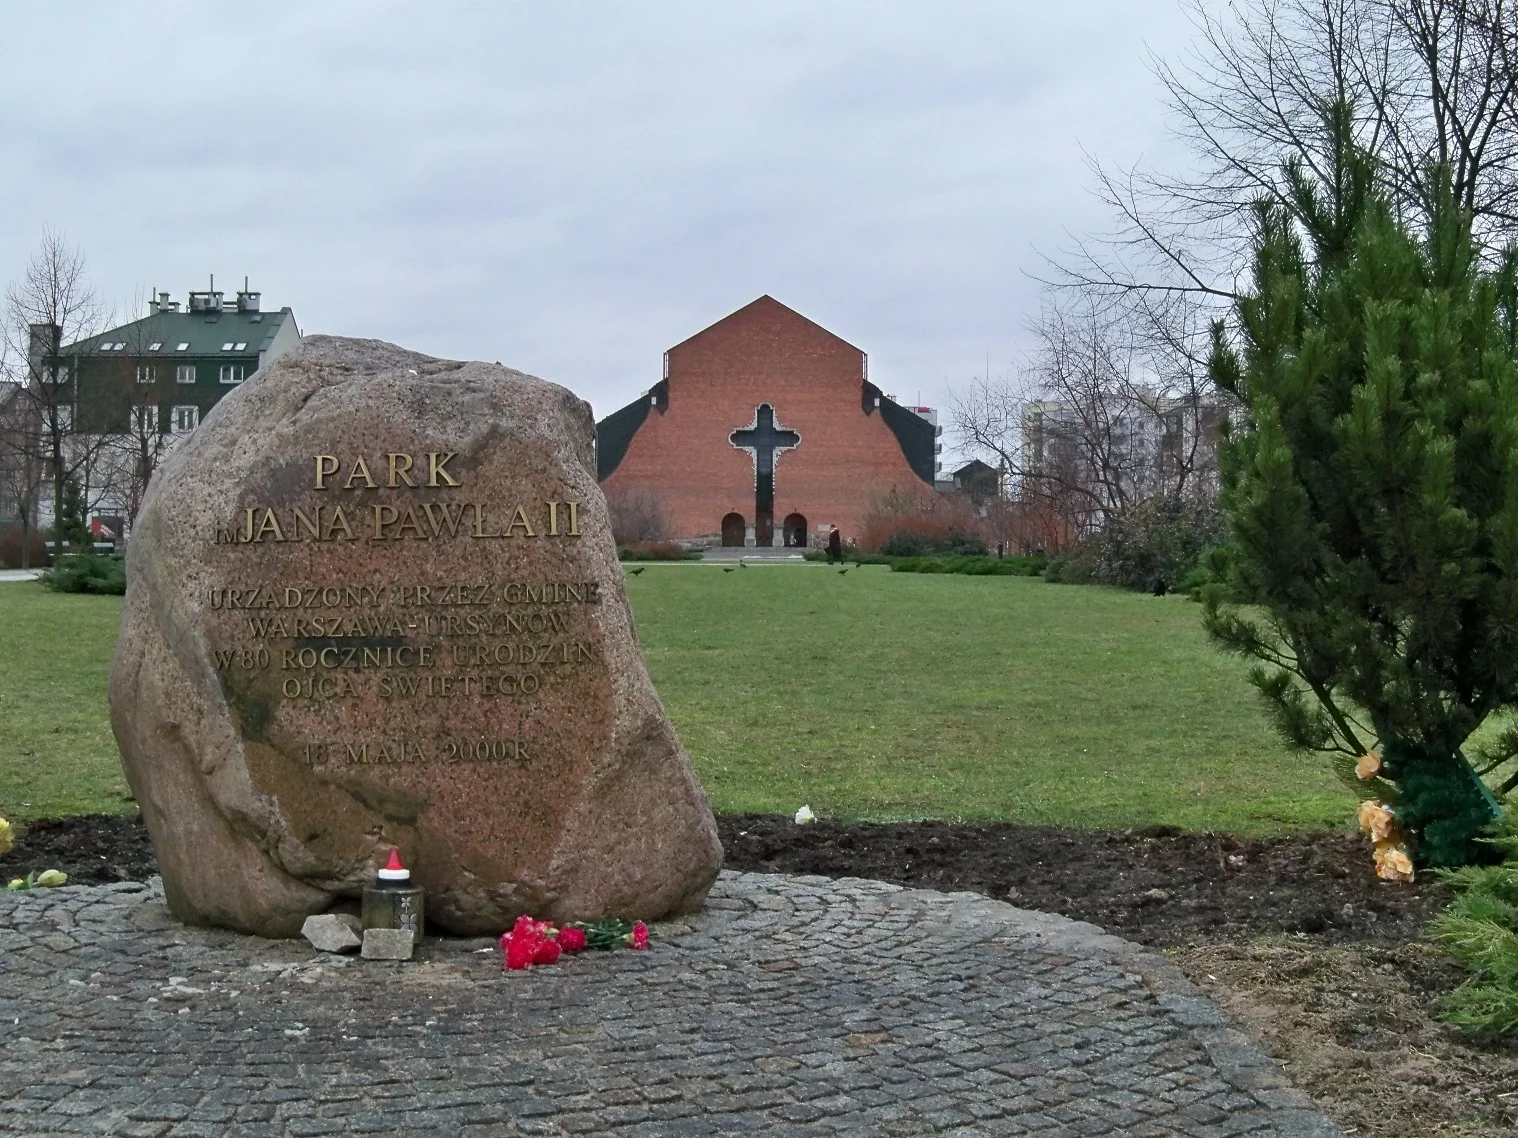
(558, 926), (587, 953)
(503, 934), (536, 971)
(533, 937), (562, 965)
(630, 921), (649, 950)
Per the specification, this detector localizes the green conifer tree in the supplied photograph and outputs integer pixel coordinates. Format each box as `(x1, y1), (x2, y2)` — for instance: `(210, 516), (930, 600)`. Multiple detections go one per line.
(1205, 107), (1518, 867)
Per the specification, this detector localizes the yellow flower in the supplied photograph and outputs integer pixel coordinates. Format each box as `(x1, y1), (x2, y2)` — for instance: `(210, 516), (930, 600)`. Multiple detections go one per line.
(1357, 800), (1397, 844)
(1373, 843), (1415, 883)
(0, 816), (11, 857)
(1355, 750), (1382, 780)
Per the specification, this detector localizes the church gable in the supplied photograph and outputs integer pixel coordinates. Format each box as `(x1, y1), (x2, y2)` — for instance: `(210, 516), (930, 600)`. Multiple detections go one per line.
(595, 297), (938, 543)
(666, 295), (864, 367)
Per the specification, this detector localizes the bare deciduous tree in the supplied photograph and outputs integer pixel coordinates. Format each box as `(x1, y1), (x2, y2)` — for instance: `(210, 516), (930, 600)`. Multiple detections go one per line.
(104, 290), (173, 525)
(951, 295), (1222, 548)
(2, 230), (108, 559)
(0, 380), (47, 568)
(956, 1), (1517, 550)
(1060, 0), (1518, 306)
(604, 485), (672, 544)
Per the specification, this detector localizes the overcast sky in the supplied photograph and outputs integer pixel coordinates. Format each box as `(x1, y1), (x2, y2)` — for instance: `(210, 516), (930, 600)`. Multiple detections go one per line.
(1, 2), (1199, 433)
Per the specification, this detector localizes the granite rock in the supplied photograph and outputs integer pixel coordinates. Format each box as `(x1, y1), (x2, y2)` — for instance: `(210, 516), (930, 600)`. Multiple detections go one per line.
(109, 336), (722, 936)
(361, 927), (415, 960)
(301, 913), (362, 953)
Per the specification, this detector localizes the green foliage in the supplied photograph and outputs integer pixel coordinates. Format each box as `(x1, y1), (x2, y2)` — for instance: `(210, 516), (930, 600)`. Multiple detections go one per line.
(1433, 816), (1518, 1040)
(39, 554), (125, 595)
(1205, 114), (1516, 866)
(1179, 560), (1214, 600)
(888, 554), (1047, 576)
(53, 476), (89, 548)
(572, 918), (645, 950)
(1044, 498), (1225, 593)
(878, 530), (989, 557)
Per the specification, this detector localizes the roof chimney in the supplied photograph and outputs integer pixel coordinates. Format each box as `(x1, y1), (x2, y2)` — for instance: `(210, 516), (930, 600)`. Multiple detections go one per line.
(236, 277), (260, 313)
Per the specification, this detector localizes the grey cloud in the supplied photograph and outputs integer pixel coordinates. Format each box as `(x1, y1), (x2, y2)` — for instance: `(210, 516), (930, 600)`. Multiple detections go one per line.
(0, 0), (1198, 419)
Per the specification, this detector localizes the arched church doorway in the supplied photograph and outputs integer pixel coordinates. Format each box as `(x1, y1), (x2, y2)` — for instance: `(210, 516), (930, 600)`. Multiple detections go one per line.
(783, 513), (807, 547)
(721, 512), (746, 547)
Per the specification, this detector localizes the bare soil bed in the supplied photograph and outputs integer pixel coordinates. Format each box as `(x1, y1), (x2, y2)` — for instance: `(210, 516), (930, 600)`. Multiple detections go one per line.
(5, 811), (1515, 1135)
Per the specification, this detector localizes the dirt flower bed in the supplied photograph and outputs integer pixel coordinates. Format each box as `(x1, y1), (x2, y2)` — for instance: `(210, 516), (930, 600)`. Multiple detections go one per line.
(6, 811), (1516, 1135)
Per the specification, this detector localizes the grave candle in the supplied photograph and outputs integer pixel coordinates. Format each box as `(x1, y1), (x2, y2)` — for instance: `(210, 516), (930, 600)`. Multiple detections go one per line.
(361, 849), (425, 939)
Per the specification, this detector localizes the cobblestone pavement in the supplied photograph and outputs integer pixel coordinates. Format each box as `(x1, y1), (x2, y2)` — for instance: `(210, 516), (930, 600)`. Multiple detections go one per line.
(0, 871), (1342, 1138)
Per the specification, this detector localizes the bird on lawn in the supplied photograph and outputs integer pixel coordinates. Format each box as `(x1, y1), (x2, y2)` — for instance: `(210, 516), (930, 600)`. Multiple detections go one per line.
(838, 567), (849, 575)
(628, 567), (646, 576)
(738, 558), (748, 568)
(722, 567), (735, 573)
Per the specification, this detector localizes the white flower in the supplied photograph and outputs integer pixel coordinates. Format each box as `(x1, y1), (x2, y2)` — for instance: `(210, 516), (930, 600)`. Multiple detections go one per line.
(793, 805), (816, 825)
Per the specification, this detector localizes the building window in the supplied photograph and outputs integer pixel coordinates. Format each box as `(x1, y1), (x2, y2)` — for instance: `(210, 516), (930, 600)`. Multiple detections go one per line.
(172, 405), (199, 433)
(148, 342), (162, 351)
(135, 365), (155, 385)
(219, 364), (244, 384)
(221, 342), (234, 351)
(131, 405), (158, 434)
(176, 342), (189, 351)
(234, 342), (247, 350)
(175, 364), (196, 384)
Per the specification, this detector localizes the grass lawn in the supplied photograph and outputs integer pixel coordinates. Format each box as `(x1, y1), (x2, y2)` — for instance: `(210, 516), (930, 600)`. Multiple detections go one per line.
(0, 586), (133, 820)
(0, 568), (1356, 832)
(630, 564), (1351, 833)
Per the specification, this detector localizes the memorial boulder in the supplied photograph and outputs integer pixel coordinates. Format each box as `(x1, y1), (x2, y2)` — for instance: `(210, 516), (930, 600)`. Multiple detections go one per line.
(109, 336), (722, 937)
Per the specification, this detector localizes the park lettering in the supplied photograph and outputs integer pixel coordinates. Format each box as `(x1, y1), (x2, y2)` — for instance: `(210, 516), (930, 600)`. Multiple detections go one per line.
(211, 452), (583, 544)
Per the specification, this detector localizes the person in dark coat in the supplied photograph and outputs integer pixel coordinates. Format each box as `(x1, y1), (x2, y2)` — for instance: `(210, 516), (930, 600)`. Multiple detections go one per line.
(827, 526), (842, 565)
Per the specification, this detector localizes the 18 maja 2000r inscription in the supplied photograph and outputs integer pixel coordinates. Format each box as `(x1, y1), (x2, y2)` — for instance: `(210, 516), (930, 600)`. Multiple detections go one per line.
(297, 737), (534, 769)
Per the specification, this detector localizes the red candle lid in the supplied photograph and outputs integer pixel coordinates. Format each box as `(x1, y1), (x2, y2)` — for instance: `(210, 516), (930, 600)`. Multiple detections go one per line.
(377, 848), (410, 881)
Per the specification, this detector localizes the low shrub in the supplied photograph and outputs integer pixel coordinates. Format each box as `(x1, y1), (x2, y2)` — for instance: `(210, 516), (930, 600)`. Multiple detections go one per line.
(890, 554), (1047, 577)
(806, 549), (891, 565)
(1042, 498), (1225, 594)
(1178, 560), (1214, 600)
(618, 542), (698, 561)
(1432, 817), (1518, 1041)
(39, 554), (126, 595)
(878, 530), (989, 558)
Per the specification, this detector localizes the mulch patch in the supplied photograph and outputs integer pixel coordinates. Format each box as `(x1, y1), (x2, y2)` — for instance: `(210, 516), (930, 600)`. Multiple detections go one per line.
(716, 813), (1449, 949)
(0, 813), (158, 886)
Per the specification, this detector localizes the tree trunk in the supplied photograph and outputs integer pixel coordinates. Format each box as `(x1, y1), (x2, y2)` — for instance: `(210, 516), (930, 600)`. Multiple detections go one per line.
(51, 434), (64, 563)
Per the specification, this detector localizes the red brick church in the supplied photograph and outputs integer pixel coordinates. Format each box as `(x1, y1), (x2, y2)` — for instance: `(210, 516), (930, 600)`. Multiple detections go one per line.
(596, 297), (939, 547)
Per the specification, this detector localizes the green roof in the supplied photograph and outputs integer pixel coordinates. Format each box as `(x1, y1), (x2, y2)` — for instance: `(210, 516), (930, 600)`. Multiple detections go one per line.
(65, 307), (296, 357)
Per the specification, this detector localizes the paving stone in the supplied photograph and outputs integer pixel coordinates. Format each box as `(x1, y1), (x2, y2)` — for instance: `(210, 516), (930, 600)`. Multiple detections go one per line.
(0, 872), (1343, 1136)
(359, 928), (414, 960)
